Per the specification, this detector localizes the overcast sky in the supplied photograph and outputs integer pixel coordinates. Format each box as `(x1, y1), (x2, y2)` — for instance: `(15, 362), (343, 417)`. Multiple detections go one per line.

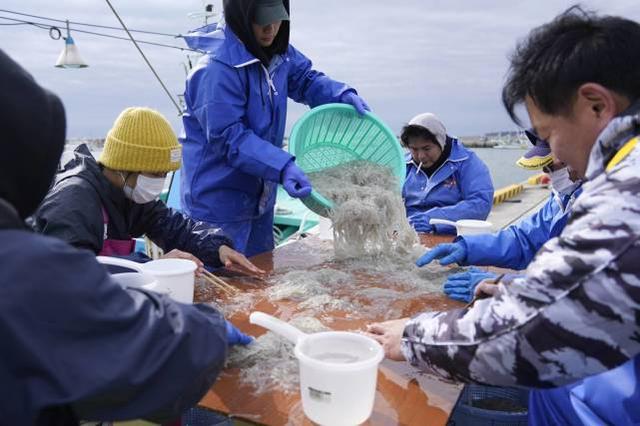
(2, 1), (639, 139)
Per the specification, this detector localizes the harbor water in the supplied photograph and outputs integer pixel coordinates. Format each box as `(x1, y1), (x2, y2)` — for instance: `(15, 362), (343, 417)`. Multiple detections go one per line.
(62, 142), (537, 191)
(472, 148), (539, 188)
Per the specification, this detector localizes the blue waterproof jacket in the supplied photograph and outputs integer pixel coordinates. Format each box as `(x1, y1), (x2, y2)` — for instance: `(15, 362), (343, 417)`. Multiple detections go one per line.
(180, 22), (351, 223)
(403, 138), (494, 233)
(0, 199), (227, 425)
(462, 186), (583, 270)
(452, 182), (640, 425)
(529, 356), (640, 425)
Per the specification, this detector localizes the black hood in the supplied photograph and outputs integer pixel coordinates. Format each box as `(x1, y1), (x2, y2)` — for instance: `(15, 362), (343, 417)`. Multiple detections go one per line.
(0, 50), (66, 219)
(223, 0), (290, 66)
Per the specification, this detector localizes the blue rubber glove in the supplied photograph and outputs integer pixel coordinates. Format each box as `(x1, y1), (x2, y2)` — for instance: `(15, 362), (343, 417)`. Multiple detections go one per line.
(416, 240), (468, 267)
(443, 267), (497, 303)
(225, 320), (253, 346)
(408, 214), (434, 233)
(281, 161), (312, 198)
(340, 91), (371, 115)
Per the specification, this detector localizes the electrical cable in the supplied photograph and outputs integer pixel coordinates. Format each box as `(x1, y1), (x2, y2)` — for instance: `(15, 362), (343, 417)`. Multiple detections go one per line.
(0, 8), (183, 37)
(103, 0), (183, 115)
(0, 16), (200, 52)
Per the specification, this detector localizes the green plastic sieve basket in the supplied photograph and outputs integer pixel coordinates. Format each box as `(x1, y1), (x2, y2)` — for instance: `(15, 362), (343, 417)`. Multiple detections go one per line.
(288, 103), (405, 217)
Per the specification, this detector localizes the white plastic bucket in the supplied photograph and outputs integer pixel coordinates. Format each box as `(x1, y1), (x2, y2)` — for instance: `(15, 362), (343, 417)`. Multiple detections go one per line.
(96, 256), (159, 291)
(97, 255), (144, 273)
(429, 218), (493, 236)
(111, 271), (158, 289)
(141, 258), (196, 304)
(250, 312), (384, 426)
(296, 331), (383, 426)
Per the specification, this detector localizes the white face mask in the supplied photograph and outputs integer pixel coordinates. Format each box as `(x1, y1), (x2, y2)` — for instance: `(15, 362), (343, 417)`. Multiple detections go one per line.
(549, 167), (579, 197)
(122, 173), (166, 204)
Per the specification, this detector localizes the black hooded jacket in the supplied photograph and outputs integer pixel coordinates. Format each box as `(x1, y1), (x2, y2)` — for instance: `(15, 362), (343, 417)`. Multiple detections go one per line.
(32, 144), (232, 267)
(0, 51), (65, 220)
(223, 0), (290, 66)
(0, 50), (228, 426)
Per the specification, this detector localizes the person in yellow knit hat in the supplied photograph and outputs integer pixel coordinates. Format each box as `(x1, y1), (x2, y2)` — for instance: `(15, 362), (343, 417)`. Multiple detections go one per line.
(33, 107), (264, 282)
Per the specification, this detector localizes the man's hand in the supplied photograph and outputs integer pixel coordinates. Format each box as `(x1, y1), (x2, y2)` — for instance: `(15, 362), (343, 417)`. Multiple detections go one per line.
(474, 278), (501, 298)
(161, 249), (204, 276)
(219, 245), (266, 276)
(365, 318), (410, 361)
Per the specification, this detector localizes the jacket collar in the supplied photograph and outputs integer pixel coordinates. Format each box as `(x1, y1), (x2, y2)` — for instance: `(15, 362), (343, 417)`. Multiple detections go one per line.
(405, 137), (468, 167)
(220, 25), (261, 68)
(586, 99), (640, 180)
(553, 183), (583, 212)
(447, 138), (469, 162)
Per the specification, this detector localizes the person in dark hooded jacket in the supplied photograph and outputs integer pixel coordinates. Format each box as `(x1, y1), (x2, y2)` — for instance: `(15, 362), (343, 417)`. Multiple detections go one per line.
(0, 50), (248, 425)
(180, 0), (371, 256)
(33, 106), (264, 276)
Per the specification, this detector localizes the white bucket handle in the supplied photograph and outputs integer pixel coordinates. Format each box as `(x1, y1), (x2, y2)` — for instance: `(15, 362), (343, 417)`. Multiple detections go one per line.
(429, 218), (457, 227)
(249, 311), (308, 344)
(96, 256), (144, 273)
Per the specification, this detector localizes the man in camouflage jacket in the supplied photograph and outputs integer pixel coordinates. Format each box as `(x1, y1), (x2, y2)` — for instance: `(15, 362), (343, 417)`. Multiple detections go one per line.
(399, 102), (640, 387)
(368, 7), (640, 390)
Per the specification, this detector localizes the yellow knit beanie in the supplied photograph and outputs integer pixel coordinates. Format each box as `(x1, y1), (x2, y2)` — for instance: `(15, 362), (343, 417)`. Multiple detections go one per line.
(99, 107), (181, 173)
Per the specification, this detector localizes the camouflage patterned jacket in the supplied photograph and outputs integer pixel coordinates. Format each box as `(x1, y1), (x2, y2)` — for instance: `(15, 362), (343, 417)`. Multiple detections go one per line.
(401, 101), (640, 387)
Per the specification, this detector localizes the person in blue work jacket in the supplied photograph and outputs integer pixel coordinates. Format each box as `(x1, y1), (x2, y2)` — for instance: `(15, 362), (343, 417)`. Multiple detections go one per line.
(0, 50), (252, 425)
(180, 0), (370, 256)
(417, 135), (583, 303)
(401, 112), (494, 234)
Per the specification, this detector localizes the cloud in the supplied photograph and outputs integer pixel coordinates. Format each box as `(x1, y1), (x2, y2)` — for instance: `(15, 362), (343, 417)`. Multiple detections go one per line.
(1, 0), (639, 138)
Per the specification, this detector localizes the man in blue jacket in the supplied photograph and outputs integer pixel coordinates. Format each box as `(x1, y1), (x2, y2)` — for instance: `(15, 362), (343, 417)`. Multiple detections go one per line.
(417, 136), (583, 302)
(0, 50), (250, 425)
(180, 0), (370, 256)
(401, 112), (494, 234)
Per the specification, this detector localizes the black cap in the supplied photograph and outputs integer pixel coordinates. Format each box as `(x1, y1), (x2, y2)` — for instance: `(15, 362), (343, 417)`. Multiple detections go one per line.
(253, 0), (289, 25)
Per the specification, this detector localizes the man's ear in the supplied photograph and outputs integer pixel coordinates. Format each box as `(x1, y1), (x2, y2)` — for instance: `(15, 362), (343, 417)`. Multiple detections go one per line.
(577, 83), (625, 120)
